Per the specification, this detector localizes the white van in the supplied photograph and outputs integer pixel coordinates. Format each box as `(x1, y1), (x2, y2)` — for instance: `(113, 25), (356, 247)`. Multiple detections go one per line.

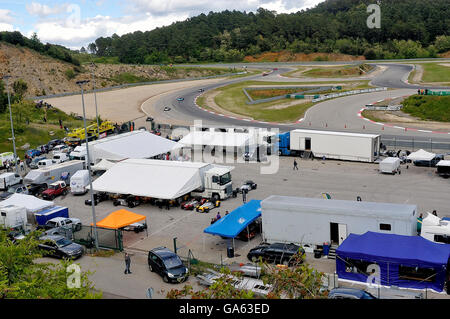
(52, 145), (69, 156)
(70, 170), (90, 195)
(38, 159), (54, 168)
(69, 145), (87, 161)
(0, 173), (22, 190)
(53, 153), (69, 164)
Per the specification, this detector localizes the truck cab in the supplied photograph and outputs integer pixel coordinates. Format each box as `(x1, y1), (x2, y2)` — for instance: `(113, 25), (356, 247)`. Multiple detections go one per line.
(192, 167), (233, 201)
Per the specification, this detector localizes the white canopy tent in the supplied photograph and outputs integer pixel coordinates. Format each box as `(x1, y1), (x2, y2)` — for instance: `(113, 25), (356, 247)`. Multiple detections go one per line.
(90, 159), (226, 200)
(436, 160), (450, 167)
(407, 149), (436, 161)
(0, 194), (54, 213)
(85, 130), (178, 163)
(91, 159), (116, 172)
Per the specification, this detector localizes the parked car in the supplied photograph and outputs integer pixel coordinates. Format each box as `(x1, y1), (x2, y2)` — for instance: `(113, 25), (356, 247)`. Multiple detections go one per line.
(26, 149), (41, 158)
(38, 144), (49, 154)
(27, 183), (47, 196)
(47, 139), (63, 150)
(29, 156), (47, 169)
(0, 184), (29, 200)
(181, 198), (207, 210)
(328, 288), (377, 299)
(148, 247), (189, 283)
(176, 97), (184, 102)
(38, 235), (84, 259)
(52, 145), (70, 156)
(123, 222), (148, 233)
(113, 195), (140, 208)
(240, 180), (257, 193)
(247, 242), (305, 265)
(84, 192), (109, 206)
(43, 217), (82, 231)
(196, 200), (220, 213)
(236, 219), (261, 241)
(163, 106), (171, 111)
(41, 181), (69, 200)
(146, 117), (154, 122)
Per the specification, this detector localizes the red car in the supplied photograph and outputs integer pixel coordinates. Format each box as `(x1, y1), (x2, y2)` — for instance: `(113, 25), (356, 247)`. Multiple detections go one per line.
(41, 181), (68, 200)
(181, 198), (207, 210)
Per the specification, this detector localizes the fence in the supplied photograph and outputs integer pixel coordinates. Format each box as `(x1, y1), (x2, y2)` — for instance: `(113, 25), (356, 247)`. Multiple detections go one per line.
(380, 137), (450, 153)
(312, 87), (388, 103)
(243, 86), (336, 105)
(364, 104), (403, 111)
(73, 225), (123, 251)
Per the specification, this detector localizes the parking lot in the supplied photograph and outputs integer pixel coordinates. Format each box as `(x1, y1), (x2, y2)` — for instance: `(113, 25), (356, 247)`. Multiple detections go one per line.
(45, 156), (449, 264)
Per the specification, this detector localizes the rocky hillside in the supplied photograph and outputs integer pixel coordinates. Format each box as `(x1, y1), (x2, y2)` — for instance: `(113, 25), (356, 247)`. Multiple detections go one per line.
(0, 42), (228, 98)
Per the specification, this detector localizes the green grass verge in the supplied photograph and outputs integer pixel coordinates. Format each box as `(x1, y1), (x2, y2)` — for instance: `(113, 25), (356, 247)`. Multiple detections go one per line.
(402, 95), (450, 122)
(0, 101), (88, 158)
(421, 63), (450, 82)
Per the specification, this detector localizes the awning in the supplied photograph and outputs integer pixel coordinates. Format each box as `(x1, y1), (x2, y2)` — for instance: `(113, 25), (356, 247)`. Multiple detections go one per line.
(91, 159), (116, 172)
(0, 193), (54, 213)
(407, 149), (436, 161)
(86, 130), (178, 162)
(90, 159), (228, 200)
(95, 209), (146, 229)
(204, 200), (262, 238)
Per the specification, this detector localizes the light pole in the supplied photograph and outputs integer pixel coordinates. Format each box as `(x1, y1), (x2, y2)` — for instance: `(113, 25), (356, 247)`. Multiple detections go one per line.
(90, 62), (100, 132)
(2, 75), (19, 174)
(76, 80), (99, 249)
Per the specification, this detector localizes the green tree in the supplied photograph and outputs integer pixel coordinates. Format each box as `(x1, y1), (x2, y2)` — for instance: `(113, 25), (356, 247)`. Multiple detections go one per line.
(12, 79), (28, 101)
(0, 229), (101, 299)
(0, 81), (8, 113)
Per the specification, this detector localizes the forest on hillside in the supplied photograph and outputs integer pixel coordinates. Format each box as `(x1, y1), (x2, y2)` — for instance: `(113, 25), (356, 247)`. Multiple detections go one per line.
(86, 0), (450, 64)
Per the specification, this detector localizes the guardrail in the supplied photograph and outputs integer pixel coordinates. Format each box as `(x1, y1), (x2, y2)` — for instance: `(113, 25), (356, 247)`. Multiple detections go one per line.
(26, 71), (248, 101)
(365, 104), (403, 111)
(312, 87), (388, 103)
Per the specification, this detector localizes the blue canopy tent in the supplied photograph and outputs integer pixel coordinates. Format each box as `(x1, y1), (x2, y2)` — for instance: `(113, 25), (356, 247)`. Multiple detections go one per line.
(204, 200), (262, 239)
(336, 232), (450, 292)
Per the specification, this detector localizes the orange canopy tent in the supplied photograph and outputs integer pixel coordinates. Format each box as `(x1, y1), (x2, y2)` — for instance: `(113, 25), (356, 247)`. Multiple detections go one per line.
(94, 209), (147, 229)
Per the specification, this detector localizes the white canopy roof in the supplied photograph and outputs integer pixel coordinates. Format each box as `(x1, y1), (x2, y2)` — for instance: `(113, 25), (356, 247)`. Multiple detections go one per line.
(407, 149), (436, 161)
(0, 194), (54, 213)
(436, 160), (450, 167)
(85, 130), (178, 162)
(91, 159), (116, 172)
(90, 159), (232, 200)
(176, 131), (258, 149)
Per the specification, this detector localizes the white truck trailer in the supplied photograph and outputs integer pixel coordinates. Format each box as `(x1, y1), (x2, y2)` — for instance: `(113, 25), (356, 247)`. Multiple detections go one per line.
(23, 160), (84, 187)
(261, 195), (417, 249)
(0, 205), (27, 229)
(90, 159), (234, 201)
(379, 157), (401, 174)
(289, 129), (380, 162)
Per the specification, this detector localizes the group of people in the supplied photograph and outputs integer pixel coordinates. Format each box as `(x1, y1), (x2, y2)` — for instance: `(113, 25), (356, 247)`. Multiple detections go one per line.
(2, 159), (25, 173)
(210, 210), (229, 224)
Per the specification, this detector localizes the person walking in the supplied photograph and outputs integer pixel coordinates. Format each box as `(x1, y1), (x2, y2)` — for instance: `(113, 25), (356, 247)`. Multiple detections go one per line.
(20, 161), (24, 172)
(216, 212), (221, 221)
(417, 213), (423, 235)
(293, 159), (298, 170)
(124, 252), (132, 274)
(242, 189), (247, 203)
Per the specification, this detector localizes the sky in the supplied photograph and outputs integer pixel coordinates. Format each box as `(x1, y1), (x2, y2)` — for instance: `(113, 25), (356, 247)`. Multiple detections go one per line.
(0, 0), (323, 50)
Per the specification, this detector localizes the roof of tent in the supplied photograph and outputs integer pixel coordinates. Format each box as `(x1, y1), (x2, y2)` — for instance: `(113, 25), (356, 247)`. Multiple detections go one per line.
(85, 130), (178, 161)
(0, 193), (54, 213)
(407, 149), (436, 161)
(95, 209), (146, 229)
(204, 200), (262, 238)
(336, 231), (450, 266)
(91, 159), (116, 172)
(177, 131), (258, 148)
(90, 159), (231, 200)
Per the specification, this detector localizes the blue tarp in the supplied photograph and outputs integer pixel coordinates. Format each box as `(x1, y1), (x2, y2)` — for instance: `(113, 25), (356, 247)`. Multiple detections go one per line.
(203, 200), (261, 238)
(336, 232), (450, 292)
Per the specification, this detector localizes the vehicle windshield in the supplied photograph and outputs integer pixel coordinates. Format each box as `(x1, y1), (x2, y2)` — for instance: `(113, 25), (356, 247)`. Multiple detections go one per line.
(55, 238), (72, 247)
(46, 221), (57, 228)
(49, 185), (58, 190)
(219, 172), (231, 185)
(163, 256), (183, 269)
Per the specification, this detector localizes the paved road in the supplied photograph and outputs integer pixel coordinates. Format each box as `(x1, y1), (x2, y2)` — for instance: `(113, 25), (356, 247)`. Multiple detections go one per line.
(144, 63), (450, 147)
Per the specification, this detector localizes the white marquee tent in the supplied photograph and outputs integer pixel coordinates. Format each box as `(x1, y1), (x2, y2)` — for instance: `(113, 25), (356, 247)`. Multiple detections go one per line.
(0, 194), (54, 213)
(407, 149), (436, 161)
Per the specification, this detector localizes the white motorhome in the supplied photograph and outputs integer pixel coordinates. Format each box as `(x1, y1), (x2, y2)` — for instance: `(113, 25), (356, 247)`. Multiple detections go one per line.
(261, 196), (417, 249)
(23, 160), (84, 187)
(70, 170), (90, 195)
(420, 212), (450, 244)
(38, 159), (54, 168)
(0, 172), (22, 190)
(379, 157), (401, 174)
(0, 205), (27, 229)
(289, 129), (381, 162)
